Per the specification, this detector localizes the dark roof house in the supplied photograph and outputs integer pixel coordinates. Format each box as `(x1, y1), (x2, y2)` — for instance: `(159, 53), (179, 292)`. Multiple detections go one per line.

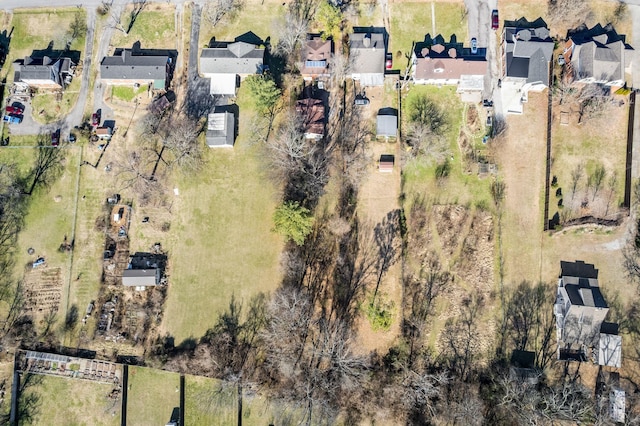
(299, 34), (333, 80)
(349, 27), (387, 86)
(101, 45), (171, 89)
(200, 39), (265, 95)
(295, 98), (325, 140)
(502, 17), (554, 85)
(13, 55), (75, 89)
(206, 111), (235, 148)
(554, 260), (620, 365)
(564, 23), (633, 83)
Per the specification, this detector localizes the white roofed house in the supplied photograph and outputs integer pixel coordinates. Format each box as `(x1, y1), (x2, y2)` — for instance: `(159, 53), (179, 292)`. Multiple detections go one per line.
(122, 268), (160, 290)
(200, 38), (265, 95)
(554, 260), (621, 367)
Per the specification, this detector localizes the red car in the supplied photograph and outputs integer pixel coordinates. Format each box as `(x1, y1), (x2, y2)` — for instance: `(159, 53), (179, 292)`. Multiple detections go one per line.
(92, 111), (101, 127)
(385, 53), (393, 70)
(491, 10), (499, 30)
(5, 106), (21, 115)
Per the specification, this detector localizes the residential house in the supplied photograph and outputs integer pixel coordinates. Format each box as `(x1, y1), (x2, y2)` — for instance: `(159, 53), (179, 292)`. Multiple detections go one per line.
(206, 111), (235, 147)
(295, 98), (325, 140)
(101, 45), (173, 89)
(200, 38), (265, 95)
(299, 34), (333, 81)
(13, 55), (75, 90)
(122, 268), (160, 289)
(564, 23), (633, 86)
(412, 35), (488, 102)
(376, 107), (398, 139)
(349, 27), (387, 86)
(501, 17), (554, 86)
(554, 260), (621, 366)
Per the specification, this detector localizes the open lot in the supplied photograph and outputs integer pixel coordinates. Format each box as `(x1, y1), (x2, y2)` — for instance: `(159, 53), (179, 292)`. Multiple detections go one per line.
(550, 96), (628, 222)
(198, 0), (287, 47)
(111, 4), (177, 50)
(127, 366), (179, 426)
(19, 374), (120, 426)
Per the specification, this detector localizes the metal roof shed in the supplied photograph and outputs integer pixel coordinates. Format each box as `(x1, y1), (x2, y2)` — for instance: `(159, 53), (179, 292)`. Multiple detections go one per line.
(376, 107), (398, 138)
(122, 269), (159, 287)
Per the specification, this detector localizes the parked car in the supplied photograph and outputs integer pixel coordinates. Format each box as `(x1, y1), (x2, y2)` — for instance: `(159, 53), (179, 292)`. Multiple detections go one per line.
(92, 111), (101, 127)
(11, 101), (25, 112)
(354, 95), (370, 106)
(491, 9), (499, 30)
(5, 105), (21, 115)
(68, 133), (76, 143)
(482, 99), (493, 108)
(32, 257), (45, 268)
(51, 129), (60, 146)
(3, 114), (22, 123)
(486, 115), (493, 127)
(471, 37), (478, 54)
(385, 53), (393, 70)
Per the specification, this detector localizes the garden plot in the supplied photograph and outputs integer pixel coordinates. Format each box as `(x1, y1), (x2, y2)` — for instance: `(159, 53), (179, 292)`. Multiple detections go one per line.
(22, 267), (63, 316)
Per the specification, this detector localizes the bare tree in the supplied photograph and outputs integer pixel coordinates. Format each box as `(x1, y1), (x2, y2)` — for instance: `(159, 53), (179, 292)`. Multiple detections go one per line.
(404, 121), (449, 163)
(372, 210), (402, 300)
(66, 10), (87, 46)
(204, 0), (244, 26)
(570, 162), (584, 202)
(26, 137), (65, 196)
(274, 10), (309, 60)
(126, 0), (148, 34)
(604, 170), (618, 216)
(590, 163), (606, 201)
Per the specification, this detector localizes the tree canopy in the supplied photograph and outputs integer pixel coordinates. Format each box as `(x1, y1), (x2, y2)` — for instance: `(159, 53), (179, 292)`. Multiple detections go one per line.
(273, 201), (314, 245)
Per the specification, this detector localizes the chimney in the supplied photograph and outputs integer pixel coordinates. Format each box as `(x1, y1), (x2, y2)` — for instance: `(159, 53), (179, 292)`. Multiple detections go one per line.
(363, 34), (371, 48)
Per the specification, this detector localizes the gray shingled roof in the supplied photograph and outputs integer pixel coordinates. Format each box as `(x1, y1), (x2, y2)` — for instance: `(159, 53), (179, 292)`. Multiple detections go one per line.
(503, 21), (554, 84)
(122, 269), (158, 286)
(101, 49), (168, 80)
(206, 112), (235, 147)
(200, 41), (264, 75)
(13, 56), (70, 85)
(350, 32), (385, 75)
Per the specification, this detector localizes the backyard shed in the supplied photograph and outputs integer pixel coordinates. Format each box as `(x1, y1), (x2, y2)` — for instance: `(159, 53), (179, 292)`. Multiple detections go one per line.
(122, 268), (160, 288)
(376, 107), (398, 138)
(379, 154), (394, 172)
(206, 112), (235, 148)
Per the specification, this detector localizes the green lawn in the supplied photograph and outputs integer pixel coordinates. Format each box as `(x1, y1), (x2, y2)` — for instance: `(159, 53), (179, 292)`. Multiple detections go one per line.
(111, 5), (176, 50)
(127, 366), (180, 426)
(111, 85), (147, 102)
(389, 3), (468, 72)
(160, 87), (283, 344)
(198, 0), (287, 47)
(20, 374), (120, 426)
(185, 374), (307, 425)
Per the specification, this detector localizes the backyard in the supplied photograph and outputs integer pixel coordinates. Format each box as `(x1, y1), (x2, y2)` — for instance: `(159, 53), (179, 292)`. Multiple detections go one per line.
(18, 374), (120, 426)
(110, 4), (177, 50)
(127, 366), (179, 426)
(159, 87), (283, 343)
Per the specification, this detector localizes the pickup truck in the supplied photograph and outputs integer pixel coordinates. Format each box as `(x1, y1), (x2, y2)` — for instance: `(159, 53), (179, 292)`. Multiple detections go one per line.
(3, 114), (23, 124)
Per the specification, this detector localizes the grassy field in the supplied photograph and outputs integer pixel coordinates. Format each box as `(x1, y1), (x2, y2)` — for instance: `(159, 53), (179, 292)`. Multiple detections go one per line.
(20, 375), (120, 426)
(198, 0), (287, 48)
(111, 4), (176, 50)
(111, 85), (147, 102)
(185, 374), (307, 425)
(386, 3), (469, 72)
(159, 87), (283, 343)
(127, 366), (180, 426)
(2, 9), (86, 81)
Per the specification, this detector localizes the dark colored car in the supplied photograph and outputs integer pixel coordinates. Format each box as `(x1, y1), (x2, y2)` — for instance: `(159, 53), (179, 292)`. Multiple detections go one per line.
(385, 53), (393, 70)
(491, 10), (499, 30)
(51, 129), (60, 146)
(482, 99), (493, 108)
(92, 111), (101, 127)
(68, 133), (76, 143)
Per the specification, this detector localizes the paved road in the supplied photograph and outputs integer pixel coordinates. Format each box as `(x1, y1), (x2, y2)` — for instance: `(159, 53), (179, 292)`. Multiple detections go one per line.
(1, 0), (194, 11)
